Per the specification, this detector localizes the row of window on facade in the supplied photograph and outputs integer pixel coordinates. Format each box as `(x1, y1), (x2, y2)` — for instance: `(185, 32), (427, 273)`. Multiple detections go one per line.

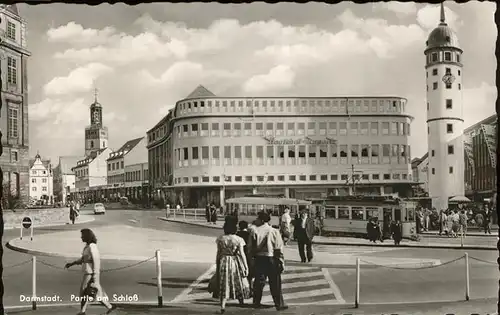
(108, 160), (125, 171)
(31, 186), (48, 192)
(176, 121), (411, 139)
(174, 144), (411, 167)
(31, 170), (49, 176)
(427, 123), (457, 135)
(426, 67), (461, 79)
(124, 170), (149, 182)
(427, 51), (461, 64)
(75, 168), (88, 177)
(108, 174), (124, 184)
(177, 98), (406, 116)
(31, 178), (48, 183)
(174, 172), (411, 185)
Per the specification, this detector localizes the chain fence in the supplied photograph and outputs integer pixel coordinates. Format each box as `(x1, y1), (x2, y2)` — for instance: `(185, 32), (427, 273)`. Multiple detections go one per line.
(354, 253), (497, 308)
(3, 250), (165, 311)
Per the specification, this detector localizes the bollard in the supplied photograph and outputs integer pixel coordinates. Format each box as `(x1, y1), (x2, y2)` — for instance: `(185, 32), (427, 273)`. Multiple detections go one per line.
(32, 256), (37, 310)
(194, 209), (197, 221)
(174, 208), (176, 219)
(183, 208), (186, 220)
(465, 252), (470, 301)
(155, 250), (163, 307)
(355, 257), (360, 308)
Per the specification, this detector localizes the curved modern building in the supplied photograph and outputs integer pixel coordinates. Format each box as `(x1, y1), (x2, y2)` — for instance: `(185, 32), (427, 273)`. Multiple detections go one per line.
(147, 85), (415, 208)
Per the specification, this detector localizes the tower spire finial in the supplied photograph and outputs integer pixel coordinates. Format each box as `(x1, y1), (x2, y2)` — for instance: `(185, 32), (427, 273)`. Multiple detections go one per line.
(440, 2), (446, 23)
(93, 80), (98, 103)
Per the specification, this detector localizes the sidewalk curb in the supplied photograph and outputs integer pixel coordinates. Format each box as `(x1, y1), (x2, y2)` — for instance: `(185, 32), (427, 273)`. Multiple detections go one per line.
(159, 217), (223, 230)
(160, 218), (497, 251)
(4, 215), (95, 230)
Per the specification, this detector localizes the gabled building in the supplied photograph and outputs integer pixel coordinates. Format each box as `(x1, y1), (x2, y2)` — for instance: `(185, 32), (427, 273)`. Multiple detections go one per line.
(53, 155), (84, 205)
(72, 147), (112, 203)
(28, 153), (53, 205)
(411, 153), (429, 196)
(105, 137), (147, 200)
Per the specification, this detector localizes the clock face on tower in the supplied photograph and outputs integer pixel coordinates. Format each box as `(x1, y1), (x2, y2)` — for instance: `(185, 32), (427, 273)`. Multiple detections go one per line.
(442, 74), (456, 85)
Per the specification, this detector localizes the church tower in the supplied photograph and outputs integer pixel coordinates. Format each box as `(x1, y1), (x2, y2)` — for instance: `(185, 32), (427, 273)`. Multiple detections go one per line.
(84, 88), (109, 156)
(425, 3), (465, 210)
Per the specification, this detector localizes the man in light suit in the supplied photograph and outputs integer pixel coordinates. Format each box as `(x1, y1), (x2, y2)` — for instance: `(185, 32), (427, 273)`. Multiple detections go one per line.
(295, 210), (315, 263)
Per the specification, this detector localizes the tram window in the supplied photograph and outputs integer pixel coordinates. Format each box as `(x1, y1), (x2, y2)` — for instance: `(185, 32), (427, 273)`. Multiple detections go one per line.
(338, 207), (349, 219)
(352, 207), (364, 220)
(325, 207), (336, 218)
(407, 209), (415, 221)
(366, 208), (378, 220)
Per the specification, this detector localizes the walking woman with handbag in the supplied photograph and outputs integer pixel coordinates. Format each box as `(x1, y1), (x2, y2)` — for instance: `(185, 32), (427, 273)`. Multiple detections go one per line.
(212, 220), (251, 313)
(65, 228), (117, 315)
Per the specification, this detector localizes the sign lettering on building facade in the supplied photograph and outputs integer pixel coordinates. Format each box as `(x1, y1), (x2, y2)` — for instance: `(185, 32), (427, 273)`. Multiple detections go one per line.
(263, 136), (337, 145)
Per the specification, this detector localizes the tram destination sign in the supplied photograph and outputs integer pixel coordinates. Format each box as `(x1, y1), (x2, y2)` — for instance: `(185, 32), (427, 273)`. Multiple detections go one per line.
(263, 136), (337, 145)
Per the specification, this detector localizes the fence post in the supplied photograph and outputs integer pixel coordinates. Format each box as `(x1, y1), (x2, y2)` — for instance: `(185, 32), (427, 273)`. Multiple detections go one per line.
(465, 252), (470, 301)
(32, 256), (37, 310)
(194, 209), (197, 221)
(155, 250), (163, 307)
(174, 207), (176, 219)
(183, 208), (186, 220)
(355, 257), (360, 308)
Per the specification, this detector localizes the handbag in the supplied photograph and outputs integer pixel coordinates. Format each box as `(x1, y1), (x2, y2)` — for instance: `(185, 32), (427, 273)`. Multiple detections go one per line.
(83, 275), (98, 299)
(207, 272), (219, 298)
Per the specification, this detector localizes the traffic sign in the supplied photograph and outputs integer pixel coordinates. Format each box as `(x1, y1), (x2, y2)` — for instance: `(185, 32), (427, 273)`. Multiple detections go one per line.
(20, 216), (34, 241)
(22, 216), (32, 229)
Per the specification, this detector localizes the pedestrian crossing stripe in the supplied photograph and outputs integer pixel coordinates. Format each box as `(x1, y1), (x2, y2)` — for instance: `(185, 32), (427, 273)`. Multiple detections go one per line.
(178, 264), (345, 305)
(314, 245), (400, 255)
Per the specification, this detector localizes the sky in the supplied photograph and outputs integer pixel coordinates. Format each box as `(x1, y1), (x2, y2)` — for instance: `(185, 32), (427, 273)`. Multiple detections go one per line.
(19, 1), (497, 164)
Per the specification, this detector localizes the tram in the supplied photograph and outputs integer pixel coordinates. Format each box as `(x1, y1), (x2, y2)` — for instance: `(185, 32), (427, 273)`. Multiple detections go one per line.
(309, 195), (418, 239)
(225, 195), (311, 227)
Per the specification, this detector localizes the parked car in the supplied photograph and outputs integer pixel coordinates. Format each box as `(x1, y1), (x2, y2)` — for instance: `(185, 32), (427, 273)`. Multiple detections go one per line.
(94, 203), (106, 215)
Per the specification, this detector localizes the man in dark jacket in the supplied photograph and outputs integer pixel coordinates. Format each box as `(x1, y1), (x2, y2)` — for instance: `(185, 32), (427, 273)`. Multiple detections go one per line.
(295, 210), (315, 263)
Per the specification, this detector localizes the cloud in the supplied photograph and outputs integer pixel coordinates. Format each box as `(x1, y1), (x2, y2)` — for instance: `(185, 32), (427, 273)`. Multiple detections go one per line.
(243, 65), (295, 94)
(417, 4), (461, 30)
(29, 97), (89, 124)
(54, 11), (428, 68)
(379, 2), (418, 16)
(463, 82), (497, 126)
(140, 61), (238, 90)
(338, 9), (426, 59)
(47, 22), (118, 46)
(43, 63), (113, 96)
(54, 33), (188, 65)
(103, 111), (127, 123)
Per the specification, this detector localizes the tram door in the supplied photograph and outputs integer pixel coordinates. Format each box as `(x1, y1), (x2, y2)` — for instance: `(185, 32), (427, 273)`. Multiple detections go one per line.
(394, 208), (402, 222)
(382, 208), (392, 238)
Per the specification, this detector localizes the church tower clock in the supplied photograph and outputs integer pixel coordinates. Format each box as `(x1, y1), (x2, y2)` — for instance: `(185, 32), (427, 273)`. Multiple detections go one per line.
(84, 88), (109, 156)
(425, 3), (465, 210)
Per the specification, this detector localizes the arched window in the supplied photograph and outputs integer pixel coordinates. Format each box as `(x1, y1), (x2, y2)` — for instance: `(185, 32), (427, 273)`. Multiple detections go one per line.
(91, 141), (94, 148)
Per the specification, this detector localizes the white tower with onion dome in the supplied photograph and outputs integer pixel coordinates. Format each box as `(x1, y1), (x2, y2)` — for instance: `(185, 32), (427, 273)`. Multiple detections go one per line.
(424, 3), (465, 210)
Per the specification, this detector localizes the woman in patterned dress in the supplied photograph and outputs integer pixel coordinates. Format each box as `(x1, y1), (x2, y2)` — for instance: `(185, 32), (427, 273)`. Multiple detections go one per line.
(215, 220), (251, 313)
